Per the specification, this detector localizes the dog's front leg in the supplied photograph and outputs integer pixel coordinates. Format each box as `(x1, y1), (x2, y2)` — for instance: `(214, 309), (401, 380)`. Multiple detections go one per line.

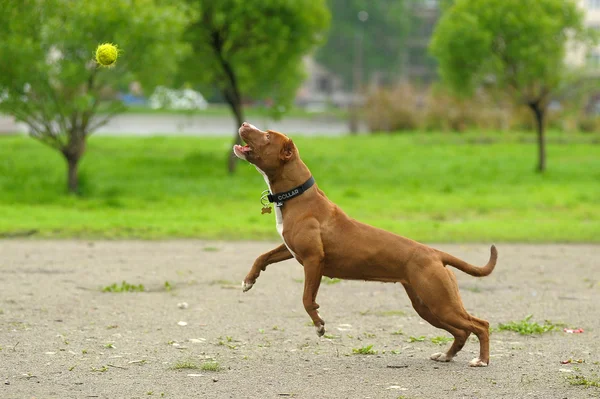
(242, 244), (293, 292)
(302, 256), (326, 337)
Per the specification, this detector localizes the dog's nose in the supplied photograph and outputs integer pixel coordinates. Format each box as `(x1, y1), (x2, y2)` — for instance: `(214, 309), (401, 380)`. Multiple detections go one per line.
(241, 122), (249, 128)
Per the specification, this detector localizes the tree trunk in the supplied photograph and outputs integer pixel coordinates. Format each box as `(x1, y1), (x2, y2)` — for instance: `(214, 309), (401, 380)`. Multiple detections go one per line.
(226, 96), (244, 174)
(63, 134), (86, 194)
(528, 103), (546, 173)
(66, 156), (80, 194)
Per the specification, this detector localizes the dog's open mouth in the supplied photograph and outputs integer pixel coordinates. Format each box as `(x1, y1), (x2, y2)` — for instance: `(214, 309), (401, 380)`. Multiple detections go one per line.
(233, 144), (252, 160)
(237, 144), (251, 153)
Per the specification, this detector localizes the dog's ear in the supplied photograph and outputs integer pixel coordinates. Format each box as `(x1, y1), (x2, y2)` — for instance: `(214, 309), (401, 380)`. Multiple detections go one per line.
(280, 139), (295, 161)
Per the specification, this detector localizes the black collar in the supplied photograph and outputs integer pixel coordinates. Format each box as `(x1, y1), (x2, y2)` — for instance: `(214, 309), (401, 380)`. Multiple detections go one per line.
(267, 176), (315, 207)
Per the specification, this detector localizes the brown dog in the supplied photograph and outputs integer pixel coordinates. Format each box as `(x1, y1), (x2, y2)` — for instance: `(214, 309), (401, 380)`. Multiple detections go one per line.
(233, 122), (497, 367)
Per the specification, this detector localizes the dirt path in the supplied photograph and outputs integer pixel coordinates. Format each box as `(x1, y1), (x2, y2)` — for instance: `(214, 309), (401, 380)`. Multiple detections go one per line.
(0, 241), (598, 399)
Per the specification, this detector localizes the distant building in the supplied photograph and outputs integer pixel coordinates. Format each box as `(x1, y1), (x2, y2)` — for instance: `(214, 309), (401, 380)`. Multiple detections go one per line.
(401, 0), (440, 84)
(566, 0), (600, 70)
(296, 1), (443, 108)
(295, 56), (351, 109)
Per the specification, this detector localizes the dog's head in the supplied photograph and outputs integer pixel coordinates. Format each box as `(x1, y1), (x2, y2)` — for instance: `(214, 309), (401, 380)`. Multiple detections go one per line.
(233, 122), (297, 173)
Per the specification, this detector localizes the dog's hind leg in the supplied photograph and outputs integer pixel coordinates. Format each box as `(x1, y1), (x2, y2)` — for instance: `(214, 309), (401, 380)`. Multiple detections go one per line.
(402, 282), (470, 362)
(409, 264), (491, 367)
(242, 244), (293, 292)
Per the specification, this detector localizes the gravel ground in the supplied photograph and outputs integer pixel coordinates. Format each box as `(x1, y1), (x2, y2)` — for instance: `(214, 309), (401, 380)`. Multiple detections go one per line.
(0, 240), (598, 399)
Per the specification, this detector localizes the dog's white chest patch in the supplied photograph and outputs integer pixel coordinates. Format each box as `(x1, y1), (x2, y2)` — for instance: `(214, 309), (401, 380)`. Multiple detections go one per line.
(255, 166), (297, 258)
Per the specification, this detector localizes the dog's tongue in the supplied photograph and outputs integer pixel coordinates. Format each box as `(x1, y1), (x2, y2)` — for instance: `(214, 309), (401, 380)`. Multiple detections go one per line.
(238, 145), (251, 153)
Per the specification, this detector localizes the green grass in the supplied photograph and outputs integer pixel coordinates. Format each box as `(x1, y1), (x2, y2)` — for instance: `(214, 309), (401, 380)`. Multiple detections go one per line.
(352, 345), (377, 355)
(567, 374), (600, 388)
(497, 315), (562, 335)
(170, 360), (200, 370)
(431, 336), (453, 345)
(0, 132), (598, 241)
(407, 335), (426, 343)
(200, 361), (221, 372)
(102, 281), (145, 293)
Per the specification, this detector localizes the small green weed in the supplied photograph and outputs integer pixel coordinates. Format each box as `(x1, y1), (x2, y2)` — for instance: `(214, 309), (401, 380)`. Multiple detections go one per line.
(104, 343), (115, 349)
(497, 315), (560, 335)
(201, 361), (221, 371)
(391, 329), (404, 336)
(102, 281), (145, 293)
(359, 309), (406, 317)
(567, 374), (600, 388)
(431, 336), (453, 345)
(164, 281), (173, 291)
(375, 310), (406, 317)
(91, 365), (108, 372)
(408, 336), (426, 343)
(171, 360), (200, 370)
(203, 247), (219, 252)
(352, 345), (377, 355)
(322, 277), (342, 285)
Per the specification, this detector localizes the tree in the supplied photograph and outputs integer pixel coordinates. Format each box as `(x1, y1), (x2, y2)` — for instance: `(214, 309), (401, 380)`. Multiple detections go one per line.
(430, 0), (595, 172)
(180, 0), (330, 173)
(0, 0), (190, 193)
(315, 0), (412, 89)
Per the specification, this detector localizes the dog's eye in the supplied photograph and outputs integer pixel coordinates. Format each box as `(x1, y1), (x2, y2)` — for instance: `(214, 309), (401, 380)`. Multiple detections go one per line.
(266, 134), (270, 140)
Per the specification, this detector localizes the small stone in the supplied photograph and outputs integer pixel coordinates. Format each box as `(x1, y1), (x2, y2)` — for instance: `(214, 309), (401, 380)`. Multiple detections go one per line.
(4, 381), (9, 385)
(177, 321), (188, 326)
(177, 302), (189, 309)
(187, 374), (203, 377)
(212, 378), (218, 382)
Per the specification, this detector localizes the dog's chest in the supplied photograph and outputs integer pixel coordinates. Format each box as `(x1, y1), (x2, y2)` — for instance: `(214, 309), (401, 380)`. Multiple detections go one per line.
(255, 165), (297, 258)
(275, 207), (297, 258)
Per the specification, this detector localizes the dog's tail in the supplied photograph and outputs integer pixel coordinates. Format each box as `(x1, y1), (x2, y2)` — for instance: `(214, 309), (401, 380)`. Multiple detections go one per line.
(437, 245), (497, 277)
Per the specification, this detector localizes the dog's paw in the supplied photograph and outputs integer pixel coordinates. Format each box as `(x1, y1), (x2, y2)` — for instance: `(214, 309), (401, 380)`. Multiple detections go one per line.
(430, 352), (452, 362)
(468, 357), (488, 367)
(315, 324), (325, 337)
(242, 280), (254, 292)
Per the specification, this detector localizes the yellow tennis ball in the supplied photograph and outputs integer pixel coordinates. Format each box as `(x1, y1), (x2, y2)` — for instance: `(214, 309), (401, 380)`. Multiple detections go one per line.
(95, 43), (119, 67)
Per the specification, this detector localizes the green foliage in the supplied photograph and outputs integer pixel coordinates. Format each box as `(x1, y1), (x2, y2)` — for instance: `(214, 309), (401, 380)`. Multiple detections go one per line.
(0, 0), (191, 190)
(322, 277), (342, 285)
(200, 361), (221, 372)
(171, 360), (200, 370)
(431, 336), (453, 345)
(0, 134), (598, 241)
(408, 335), (426, 343)
(430, 0), (593, 100)
(102, 281), (145, 293)
(497, 315), (560, 335)
(180, 0), (330, 119)
(567, 374), (600, 388)
(430, 0), (596, 171)
(352, 345), (377, 355)
(315, 0), (411, 88)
